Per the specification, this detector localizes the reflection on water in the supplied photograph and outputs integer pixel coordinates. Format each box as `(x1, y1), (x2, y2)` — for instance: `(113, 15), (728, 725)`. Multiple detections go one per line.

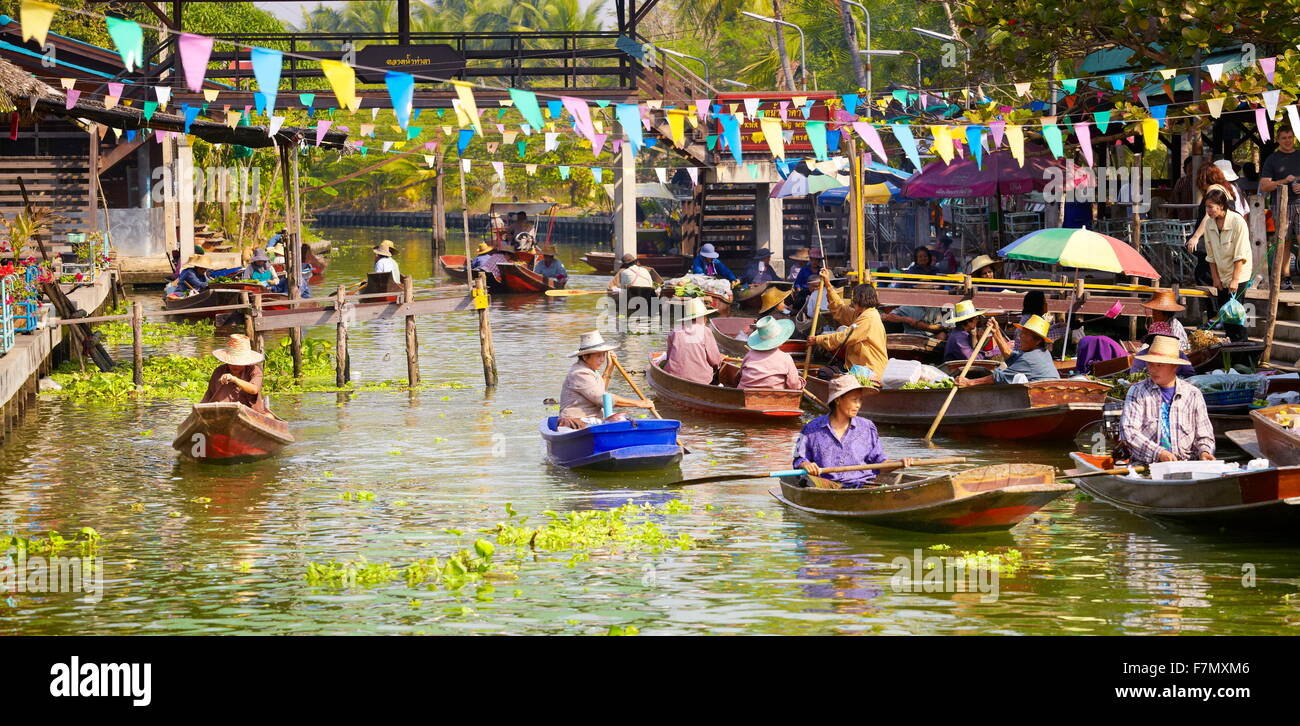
(2, 227), (1299, 635)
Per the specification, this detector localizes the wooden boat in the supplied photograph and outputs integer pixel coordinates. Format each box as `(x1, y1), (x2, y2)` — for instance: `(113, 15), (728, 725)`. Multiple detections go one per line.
(806, 377), (1110, 440)
(711, 317), (806, 358)
(583, 251), (687, 276)
(172, 402), (294, 463)
(495, 261), (565, 294)
(1067, 452), (1300, 531)
(538, 416), (682, 472)
(771, 463), (1072, 533)
(163, 287), (251, 319)
(1249, 404), (1300, 466)
(359, 271), (403, 303)
(887, 333), (942, 361)
(659, 288), (731, 318)
(647, 352), (804, 418)
(1187, 341), (1263, 373)
(207, 281), (290, 310)
(439, 249), (537, 279)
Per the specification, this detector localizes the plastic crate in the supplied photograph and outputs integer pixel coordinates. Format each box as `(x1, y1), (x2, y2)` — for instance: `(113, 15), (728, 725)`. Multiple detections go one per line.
(1203, 388), (1258, 407)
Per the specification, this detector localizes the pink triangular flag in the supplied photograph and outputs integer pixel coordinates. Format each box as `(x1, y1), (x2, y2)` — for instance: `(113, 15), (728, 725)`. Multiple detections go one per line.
(779, 101), (789, 122)
(1260, 57), (1277, 84)
(591, 133), (608, 157)
(989, 120), (1005, 148)
(65, 89), (81, 109)
(694, 100), (709, 122)
(107, 82), (123, 98)
(178, 33), (215, 92)
(315, 120), (332, 146)
(1257, 108), (1271, 142)
(851, 122), (888, 162)
(686, 167), (698, 185)
(1074, 122), (1093, 166)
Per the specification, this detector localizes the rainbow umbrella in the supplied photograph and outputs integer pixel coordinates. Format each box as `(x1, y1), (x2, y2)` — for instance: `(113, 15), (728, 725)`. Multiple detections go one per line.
(999, 228), (1159, 361)
(997, 227), (1160, 279)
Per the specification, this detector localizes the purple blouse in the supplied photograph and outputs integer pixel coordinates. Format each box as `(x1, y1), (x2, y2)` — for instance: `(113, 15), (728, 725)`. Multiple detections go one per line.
(792, 415), (886, 488)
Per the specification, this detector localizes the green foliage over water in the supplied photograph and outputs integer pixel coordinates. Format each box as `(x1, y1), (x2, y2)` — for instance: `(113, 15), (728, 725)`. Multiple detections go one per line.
(96, 305), (216, 346)
(2, 528), (101, 558)
(303, 501), (696, 596)
(46, 336), (452, 400)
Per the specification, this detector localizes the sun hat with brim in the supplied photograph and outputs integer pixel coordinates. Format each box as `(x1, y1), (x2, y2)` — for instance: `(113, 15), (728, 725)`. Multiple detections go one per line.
(475, 242), (496, 256)
(825, 373), (876, 406)
(212, 334), (265, 366)
(1213, 159), (1239, 182)
(756, 286), (792, 316)
(372, 245), (394, 257)
(1136, 335), (1190, 366)
(754, 248), (773, 258)
(970, 254), (1000, 274)
(946, 299), (988, 325)
(678, 297), (717, 322)
(377, 239), (398, 252)
(699, 243), (719, 259)
(747, 315), (796, 351)
(788, 248), (811, 262)
(567, 330), (618, 357)
(620, 253), (638, 264)
(250, 249), (270, 263)
(1013, 314), (1053, 343)
(1140, 288), (1184, 312)
(539, 245), (558, 256)
(185, 254), (216, 269)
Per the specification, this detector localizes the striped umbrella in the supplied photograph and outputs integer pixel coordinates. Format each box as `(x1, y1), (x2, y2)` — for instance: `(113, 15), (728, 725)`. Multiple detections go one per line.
(998, 227), (1160, 279)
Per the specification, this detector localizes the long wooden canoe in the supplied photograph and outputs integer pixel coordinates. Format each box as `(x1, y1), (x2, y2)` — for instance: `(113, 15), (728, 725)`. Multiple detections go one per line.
(771, 463), (1071, 533)
(1067, 451), (1300, 531)
(496, 261), (565, 294)
(440, 249), (537, 279)
(163, 287), (251, 319)
(538, 416), (682, 472)
(1249, 404), (1300, 467)
(583, 251), (687, 276)
(360, 271), (403, 302)
(805, 377), (1109, 440)
(172, 402), (294, 463)
(647, 352), (804, 418)
(886, 333), (942, 361)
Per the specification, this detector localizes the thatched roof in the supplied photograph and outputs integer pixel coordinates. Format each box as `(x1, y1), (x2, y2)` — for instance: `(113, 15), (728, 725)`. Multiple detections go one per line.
(0, 55), (349, 149)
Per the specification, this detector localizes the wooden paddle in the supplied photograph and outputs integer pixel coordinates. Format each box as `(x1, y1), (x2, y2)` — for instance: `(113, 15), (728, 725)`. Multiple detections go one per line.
(609, 353), (691, 454)
(545, 289), (609, 297)
(924, 323), (996, 442)
(667, 456), (968, 486)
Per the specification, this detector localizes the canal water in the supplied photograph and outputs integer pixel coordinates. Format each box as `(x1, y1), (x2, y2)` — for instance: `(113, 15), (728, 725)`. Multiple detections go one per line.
(2, 228), (1298, 635)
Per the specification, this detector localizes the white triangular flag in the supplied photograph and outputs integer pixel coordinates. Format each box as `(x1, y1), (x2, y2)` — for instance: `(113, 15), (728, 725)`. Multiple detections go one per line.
(155, 86), (171, 110)
(1206, 63), (1224, 83)
(655, 168), (667, 184)
(1263, 89), (1281, 119)
(268, 115), (285, 137)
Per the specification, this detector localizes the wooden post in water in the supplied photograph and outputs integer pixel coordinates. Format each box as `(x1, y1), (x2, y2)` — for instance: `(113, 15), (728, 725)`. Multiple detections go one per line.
(460, 161), (474, 287)
(1129, 190), (1143, 341)
(474, 271), (499, 387)
(240, 291), (255, 341)
(432, 151), (446, 254)
(281, 142), (304, 378)
(1263, 187), (1289, 366)
(403, 274), (420, 387)
(131, 301), (143, 388)
(251, 294), (265, 353)
(336, 284), (350, 386)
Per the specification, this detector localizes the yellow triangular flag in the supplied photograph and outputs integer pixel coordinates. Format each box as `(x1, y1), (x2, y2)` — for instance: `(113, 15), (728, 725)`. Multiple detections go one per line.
(424, 154), (436, 168)
(1159, 68), (1177, 80)
(666, 109), (687, 148)
(1141, 117), (1159, 151)
(60, 77), (75, 90)
(320, 59), (359, 113)
(1206, 97), (1226, 118)
(759, 117), (785, 160)
(203, 89), (220, 103)
(1013, 82), (1030, 97)
(227, 110), (242, 128)
(526, 164), (538, 176)
(930, 125), (954, 164)
(645, 100), (662, 110)
(450, 81), (482, 134)
(21, 0), (58, 48)
(1007, 124), (1025, 167)
(451, 98), (469, 128)
(104, 95), (119, 111)
(593, 120), (604, 134)
(792, 96), (807, 108)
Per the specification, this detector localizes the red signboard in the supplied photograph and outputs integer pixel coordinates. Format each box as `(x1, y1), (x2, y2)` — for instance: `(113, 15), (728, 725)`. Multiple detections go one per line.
(714, 91), (838, 152)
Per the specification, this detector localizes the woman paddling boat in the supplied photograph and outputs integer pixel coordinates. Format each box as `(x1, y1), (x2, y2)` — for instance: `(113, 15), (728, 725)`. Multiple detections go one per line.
(793, 374), (914, 487)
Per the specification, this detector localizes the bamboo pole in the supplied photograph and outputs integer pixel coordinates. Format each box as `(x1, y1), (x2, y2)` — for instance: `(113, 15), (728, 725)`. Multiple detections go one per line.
(251, 294), (265, 353)
(925, 323), (995, 441)
(281, 143), (303, 379)
(474, 271), (499, 387)
(403, 274), (420, 387)
(240, 290), (254, 341)
(131, 301), (143, 388)
(336, 284), (350, 386)
(432, 150), (446, 254)
(1262, 186), (1289, 365)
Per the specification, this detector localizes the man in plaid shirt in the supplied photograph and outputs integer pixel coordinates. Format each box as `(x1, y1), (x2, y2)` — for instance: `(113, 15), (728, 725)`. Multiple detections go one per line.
(1119, 335), (1216, 464)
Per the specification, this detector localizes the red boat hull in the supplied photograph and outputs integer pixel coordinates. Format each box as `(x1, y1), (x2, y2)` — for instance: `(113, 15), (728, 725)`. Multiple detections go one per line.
(172, 402), (294, 463)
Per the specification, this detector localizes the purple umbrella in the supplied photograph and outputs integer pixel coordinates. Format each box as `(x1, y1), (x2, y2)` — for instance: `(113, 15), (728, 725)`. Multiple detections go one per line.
(902, 145), (1067, 198)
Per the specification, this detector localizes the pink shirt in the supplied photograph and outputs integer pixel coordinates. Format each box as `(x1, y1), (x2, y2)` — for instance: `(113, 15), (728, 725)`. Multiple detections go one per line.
(664, 322), (723, 384)
(738, 348), (805, 390)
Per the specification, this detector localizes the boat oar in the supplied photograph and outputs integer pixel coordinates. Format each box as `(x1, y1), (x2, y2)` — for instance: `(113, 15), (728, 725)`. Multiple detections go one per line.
(924, 323), (996, 442)
(1061, 464), (1146, 479)
(609, 353), (692, 454)
(803, 279), (826, 382)
(666, 456), (968, 486)
(545, 289), (608, 297)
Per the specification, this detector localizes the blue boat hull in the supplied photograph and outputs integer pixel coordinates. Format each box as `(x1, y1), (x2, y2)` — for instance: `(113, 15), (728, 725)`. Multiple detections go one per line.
(539, 417), (683, 472)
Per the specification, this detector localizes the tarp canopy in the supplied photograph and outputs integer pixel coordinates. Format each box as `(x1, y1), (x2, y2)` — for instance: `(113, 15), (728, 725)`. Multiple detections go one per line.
(902, 145), (1067, 198)
(817, 182), (900, 206)
(488, 202), (557, 215)
(600, 182), (681, 201)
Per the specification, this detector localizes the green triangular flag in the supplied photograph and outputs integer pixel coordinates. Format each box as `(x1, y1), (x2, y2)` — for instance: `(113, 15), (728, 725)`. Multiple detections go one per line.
(517, 140), (526, 158)
(595, 100), (611, 108)
(359, 147), (368, 156)
(1093, 110), (1111, 133)
(706, 134), (718, 150)
(406, 126), (421, 140)
(143, 101), (158, 121)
